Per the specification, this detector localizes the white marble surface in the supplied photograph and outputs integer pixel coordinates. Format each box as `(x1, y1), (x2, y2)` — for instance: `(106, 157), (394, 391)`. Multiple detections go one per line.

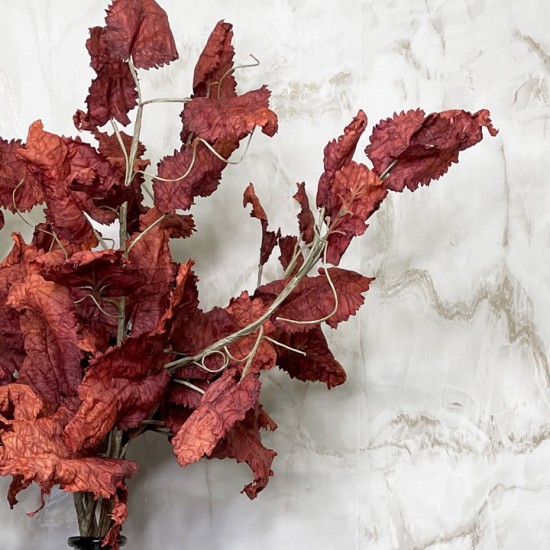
(1, 0), (549, 548)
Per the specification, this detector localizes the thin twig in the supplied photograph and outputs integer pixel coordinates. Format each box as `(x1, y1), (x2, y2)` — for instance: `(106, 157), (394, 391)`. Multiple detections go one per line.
(217, 54), (260, 99)
(173, 379), (206, 395)
(140, 97), (191, 107)
(240, 326), (264, 380)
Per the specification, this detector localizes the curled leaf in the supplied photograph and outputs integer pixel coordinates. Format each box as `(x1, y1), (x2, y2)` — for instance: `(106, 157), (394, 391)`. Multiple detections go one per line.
(103, 0), (179, 69)
(153, 139), (239, 212)
(172, 369), (261, 466)
(63, 335), (170, 451)
(243, 183), (279, 268)
(275, 326), (346, 388)
(210, 404), (277, 499)
(256, 267), (373, 332)
(193, 20), (237, 98)
(316, 110), (368, 208)
(182, 86), (278, 142)
(365, 108), (498, 191)
(323, 161), (387, 265)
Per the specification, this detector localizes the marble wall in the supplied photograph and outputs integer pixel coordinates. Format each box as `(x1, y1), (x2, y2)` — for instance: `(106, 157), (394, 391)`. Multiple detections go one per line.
(0, 0), (549, 548)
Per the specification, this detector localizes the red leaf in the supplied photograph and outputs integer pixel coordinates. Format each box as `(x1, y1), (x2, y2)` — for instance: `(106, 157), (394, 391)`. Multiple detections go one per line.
(7, 273), (84, 405)
(75, 27), (138, 129)
(0, 387), (138, 505)
(365, 108), (498, 191)
(182, 86), (278, 142)
(210, 404), (277, 499)
(37, 249), (138, 296)
(0, 138), (43, 213)
(316, 110), (368, 208)
(154, 260), (199, 336)
(18, 121), (124, 242)
(323, 161), (387, 265)
(193, 21), (237, 99)
(103, 0), (179, 70)
(0, 235), (28, 384)
(277, 235), (304, 275)
(63, 335), (170, 451)
(276, 326), (346, 388)
(92, 128), (149, 177)
(170, 307), (238, 371)
(139, 206), (195, 239)
(293, 183), (315, 244)
(153, 138), (239, 212)
(172, 369), (261, 466)
(256, 267), (373, 332)
(243, 183), (279, 267)
(126, 210), (179, 335)
(224, 292), (277, 375)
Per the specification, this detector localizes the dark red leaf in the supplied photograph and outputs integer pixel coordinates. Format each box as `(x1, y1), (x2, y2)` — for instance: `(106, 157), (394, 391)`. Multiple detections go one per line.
(365, 108), (498, 191)
(0, 138), (43, 213)
(139, 206), (195, 239)
(103, 0), (179, 70)
(155, 260), (199, 336)
(316, 110), (368, 208)
(210, 404), (277, 499)
(256, 267), (373, 332)
(293, 183), (315, 244)
(63, 335), (170, 451)
(37, 249), (138, 296)
(92, 128), (149, 178)
(276, 326), (346, 388)
(170, 307), (238, 372)
(277, 235), (304, 275)
(0, 235), (28, 385)
(6, 273), (84, 405)
(75, 27), (138, 129)
(153, 138), (239, 212)
(172, 369), (261, 466)
(243, 183), (279, 267)
(193, 21), (237, 99)
(126, 210), (179, 335)
(182, 86), (278, 142)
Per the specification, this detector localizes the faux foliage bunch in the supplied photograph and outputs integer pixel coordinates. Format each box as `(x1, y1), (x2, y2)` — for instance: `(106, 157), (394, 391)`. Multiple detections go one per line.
(0, 0), (496, 547)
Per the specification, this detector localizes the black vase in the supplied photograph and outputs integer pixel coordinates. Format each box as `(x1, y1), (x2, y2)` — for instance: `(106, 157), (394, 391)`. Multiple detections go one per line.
(67, 536), (127, 549)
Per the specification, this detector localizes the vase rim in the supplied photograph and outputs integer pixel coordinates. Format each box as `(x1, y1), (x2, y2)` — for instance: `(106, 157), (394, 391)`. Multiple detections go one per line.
(67, 535), (127, 549)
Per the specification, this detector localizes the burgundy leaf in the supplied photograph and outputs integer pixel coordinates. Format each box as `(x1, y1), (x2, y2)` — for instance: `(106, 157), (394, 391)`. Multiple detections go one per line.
(153, 138), (239, 212)
(0, 138), (43, 213)
(63, 335), (170, 451)
(365, 108), (498, 191)
(193, 20), (237, 99)
(155, 260), (199, 336)
(6, 273), (84, 406)
(293, 183), (315, 244)
(126, 210), (179, 335)
(104, 0), (179, 69)
(276, 326), (346, 388)
(74, 26), (138, 129)
(243, 183), (279, 267)
(277, 235), (304, 275)
(182, 86), (278, 142)
(210, 404), (277, 499)
(256, 267), (373, 332)
(172, 369), (261, 466)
